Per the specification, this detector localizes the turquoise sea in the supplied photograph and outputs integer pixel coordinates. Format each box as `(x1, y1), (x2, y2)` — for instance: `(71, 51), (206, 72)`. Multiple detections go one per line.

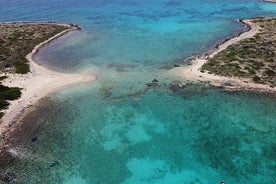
(0, 0), (276, 183)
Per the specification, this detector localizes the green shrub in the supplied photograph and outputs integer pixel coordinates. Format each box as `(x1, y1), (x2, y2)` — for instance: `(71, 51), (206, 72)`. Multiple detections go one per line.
(265, 69), (275, 76)
(0, 85), (22, 114)
(254, 34), (261, 41)
(0, 76), (8, 81)
(0, 112), (4, 119)
(0, 99), (10, 109)
(252, 76), (261, 83)
(0, 85), (22, 100)
(15, 62), (29, 74)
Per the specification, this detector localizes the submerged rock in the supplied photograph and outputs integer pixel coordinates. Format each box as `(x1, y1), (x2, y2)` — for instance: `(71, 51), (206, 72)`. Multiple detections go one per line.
(99, 85), (114, 99)
(0, 133), (4, 140)
(170, 81), (185, 89)
(49, 161), (60, 168)
(146, 83), (159, 87)
(31, 136), (38, 143)
(146, 79), (160, 87)
(3, 171), (16, 183)
(169, 83), (182, 94)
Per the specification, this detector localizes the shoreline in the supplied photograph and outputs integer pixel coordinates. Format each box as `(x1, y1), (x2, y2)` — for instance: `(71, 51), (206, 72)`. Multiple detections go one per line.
(262, 0), (276, 3)
(0, 22), (95, 135)
(171, 18), (275, 93)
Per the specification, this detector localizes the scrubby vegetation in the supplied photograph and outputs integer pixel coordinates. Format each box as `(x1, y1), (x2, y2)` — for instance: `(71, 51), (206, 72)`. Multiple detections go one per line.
(201, 17), (276, 87)
(0, 85), (22, 117)
(0, 22), (71, 119)
(0, 23), (69, 73)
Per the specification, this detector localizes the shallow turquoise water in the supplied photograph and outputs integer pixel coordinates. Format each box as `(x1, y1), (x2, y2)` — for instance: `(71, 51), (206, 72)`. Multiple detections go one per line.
(6, 87), (276, 183)
(0, 0), (276, 183)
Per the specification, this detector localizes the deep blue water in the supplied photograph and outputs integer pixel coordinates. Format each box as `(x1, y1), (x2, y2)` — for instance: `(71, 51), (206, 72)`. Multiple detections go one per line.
(0, 0), (276, 183)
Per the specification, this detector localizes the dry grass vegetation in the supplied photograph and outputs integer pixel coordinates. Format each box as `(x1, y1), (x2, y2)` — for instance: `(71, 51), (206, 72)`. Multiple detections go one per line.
(202, 17), (276, 87)
(0, 23), (69, 74)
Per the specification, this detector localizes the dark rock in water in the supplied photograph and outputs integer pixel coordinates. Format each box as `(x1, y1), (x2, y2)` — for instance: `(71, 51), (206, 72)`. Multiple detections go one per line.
(31, 136), (38, 143)
(170, 81), (185, 89)
(3, 172), (16, 182)
(174, 64), (180, 67)
(69, 23), (81, 30)
(49, 161), (60, 168)
(169, 81), (188, 94)
(146, 82), (160, 87)
(223, 81), (234, 86)
(146, 79), (160, 87)
(0, 133), (4, 140)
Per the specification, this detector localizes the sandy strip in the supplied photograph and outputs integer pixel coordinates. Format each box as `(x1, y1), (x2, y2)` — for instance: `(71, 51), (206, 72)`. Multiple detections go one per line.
(0, 24), (95, 134)
(262, 0), (276, 3)
(170, 19), (275, 93)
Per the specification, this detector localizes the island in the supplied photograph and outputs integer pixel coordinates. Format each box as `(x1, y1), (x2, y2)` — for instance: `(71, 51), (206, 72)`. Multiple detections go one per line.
(0, 22), (94, 134)
(172, 17), (276, 93)
(263, 0), (276, 3)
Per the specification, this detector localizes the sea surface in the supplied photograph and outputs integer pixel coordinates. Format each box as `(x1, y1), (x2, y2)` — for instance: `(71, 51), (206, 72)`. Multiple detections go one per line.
(0, 0), (276, 183)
